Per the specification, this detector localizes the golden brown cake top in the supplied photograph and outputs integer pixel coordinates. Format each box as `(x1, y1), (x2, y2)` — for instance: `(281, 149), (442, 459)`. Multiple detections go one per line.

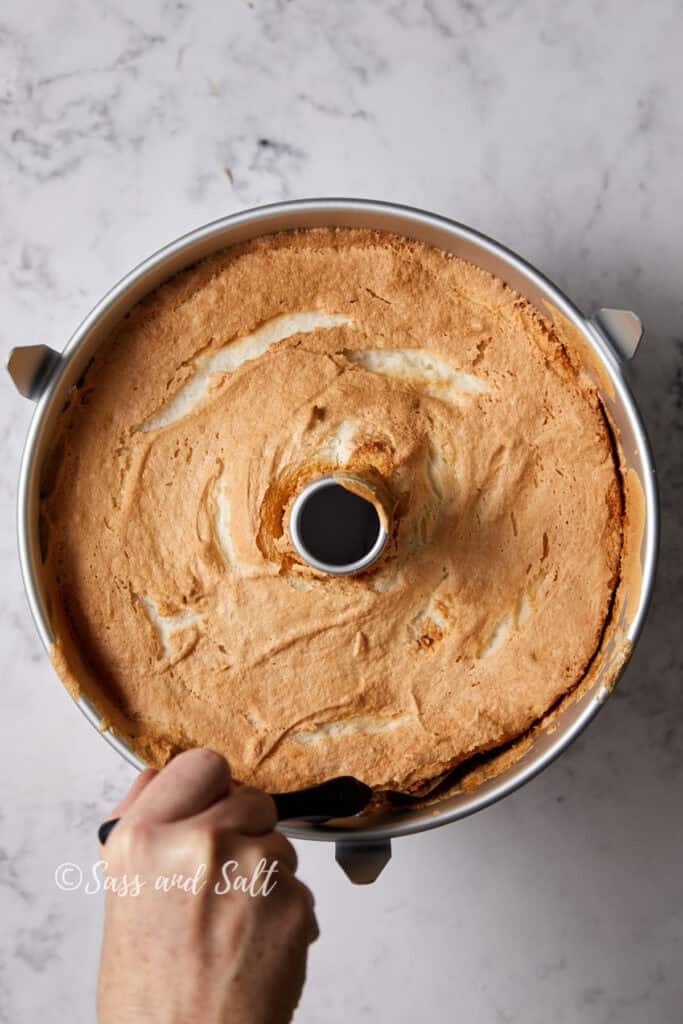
(42, 228), (622, 792)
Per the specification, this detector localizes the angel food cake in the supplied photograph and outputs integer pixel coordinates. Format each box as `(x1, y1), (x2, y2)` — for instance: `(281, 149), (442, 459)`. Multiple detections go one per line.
(41, 228), (623, 794)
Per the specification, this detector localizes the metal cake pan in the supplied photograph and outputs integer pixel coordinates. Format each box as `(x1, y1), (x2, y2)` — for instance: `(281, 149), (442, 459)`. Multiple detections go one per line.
(8, 199), (659, 884)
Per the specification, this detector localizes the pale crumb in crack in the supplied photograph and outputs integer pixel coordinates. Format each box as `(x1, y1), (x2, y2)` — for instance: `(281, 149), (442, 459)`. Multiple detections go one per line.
(479, 610), (514, 658)
(142, 311), (354, 431)
(286, 575), (313, 592)
(347, 348), (489, 402)
(353, 630), (368, 656)
(212, 475), (236, 567)
(367, 570), (397, 593)
(318, 418), (359, 465)
(517, 592), (532, 625)
(138, 595), (201, 659)
(426, 439), (452, 500)
(413, 511), (432, 551)
(292, 712), (411, 744)
(479, 569), (548, 656)
(529, 568), (548, 597)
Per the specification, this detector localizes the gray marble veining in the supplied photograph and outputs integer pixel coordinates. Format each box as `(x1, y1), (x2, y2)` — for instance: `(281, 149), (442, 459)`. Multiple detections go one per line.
(1, 1), (682, 1021)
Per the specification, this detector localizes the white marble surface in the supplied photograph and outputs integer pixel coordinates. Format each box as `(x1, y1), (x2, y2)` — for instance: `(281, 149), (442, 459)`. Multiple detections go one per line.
(1, 1), (682, 1021)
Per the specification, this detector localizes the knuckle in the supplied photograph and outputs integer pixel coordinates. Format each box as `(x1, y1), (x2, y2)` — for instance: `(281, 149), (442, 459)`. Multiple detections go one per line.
(185, 822), (244, 876)
(286, 882), (315, 929)
(237, 838), (283, 882)
(289, 903), (315, 940)
(279, 836), (298, 870)
(296, 878), (315, 908)
(269, 834), (297, 872)
(245, 836), (274, 866)
(109, 819), (155, 866)
(186, 823), (222, 865)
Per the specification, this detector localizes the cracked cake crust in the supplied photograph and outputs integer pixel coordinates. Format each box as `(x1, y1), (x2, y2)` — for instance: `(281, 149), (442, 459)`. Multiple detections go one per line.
(41, 228), (623, 793)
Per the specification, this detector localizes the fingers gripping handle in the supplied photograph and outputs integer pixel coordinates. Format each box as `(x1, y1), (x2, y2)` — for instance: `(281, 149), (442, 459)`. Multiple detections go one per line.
(98, 775), (374, 845)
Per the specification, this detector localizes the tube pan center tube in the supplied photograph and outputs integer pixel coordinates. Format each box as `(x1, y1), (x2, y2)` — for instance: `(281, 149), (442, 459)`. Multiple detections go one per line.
(288, 473), (392, 575)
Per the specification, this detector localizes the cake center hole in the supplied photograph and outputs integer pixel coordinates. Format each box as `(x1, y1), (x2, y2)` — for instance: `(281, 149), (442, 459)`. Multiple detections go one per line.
(296, 482), (381, 568)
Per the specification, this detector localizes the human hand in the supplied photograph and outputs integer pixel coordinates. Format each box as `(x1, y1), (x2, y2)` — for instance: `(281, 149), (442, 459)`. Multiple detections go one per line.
(97, 749), (318, 1024)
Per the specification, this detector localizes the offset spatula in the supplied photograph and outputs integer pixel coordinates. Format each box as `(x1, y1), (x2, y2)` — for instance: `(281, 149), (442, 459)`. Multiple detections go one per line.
(97, 775), (373, 845)
(271, 775), (373, 824)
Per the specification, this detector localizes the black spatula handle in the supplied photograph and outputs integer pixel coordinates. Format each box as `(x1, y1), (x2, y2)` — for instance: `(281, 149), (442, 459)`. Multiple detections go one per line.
(272, 775), (372, 823)
(98, 775), (372, 845)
